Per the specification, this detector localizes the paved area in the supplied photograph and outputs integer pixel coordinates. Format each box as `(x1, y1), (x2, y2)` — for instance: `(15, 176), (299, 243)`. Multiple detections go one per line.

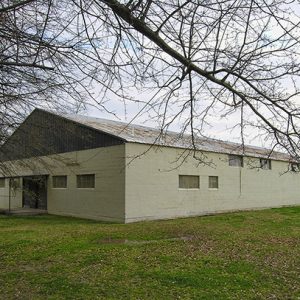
(0, 208), (48, 216)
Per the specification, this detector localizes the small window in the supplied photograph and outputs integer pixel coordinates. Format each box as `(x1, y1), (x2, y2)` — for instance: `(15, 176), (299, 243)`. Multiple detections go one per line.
(52, 176), (67, 188)
(77, 174), (95, 188)
(179, 175), (199, 189)
(209, 176), (219, 189)
(229, 155), (243, 167)
(10, 178), (20, 189)
(0, 178), (5, 188)
(260, 159), (271, 170)
(290, 163), (300, 172)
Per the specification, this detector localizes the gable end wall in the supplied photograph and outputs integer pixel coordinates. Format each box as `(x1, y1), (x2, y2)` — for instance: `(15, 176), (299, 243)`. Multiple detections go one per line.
(0, 110), (124, 162)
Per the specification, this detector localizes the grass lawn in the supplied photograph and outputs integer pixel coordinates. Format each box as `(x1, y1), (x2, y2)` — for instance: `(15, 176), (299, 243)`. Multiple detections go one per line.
(0, 207), (299, 300)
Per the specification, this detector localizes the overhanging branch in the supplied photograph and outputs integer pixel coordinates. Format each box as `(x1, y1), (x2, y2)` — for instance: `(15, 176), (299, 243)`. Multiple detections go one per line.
(0, 0), (36, 13)
(0, 61), (54, 70)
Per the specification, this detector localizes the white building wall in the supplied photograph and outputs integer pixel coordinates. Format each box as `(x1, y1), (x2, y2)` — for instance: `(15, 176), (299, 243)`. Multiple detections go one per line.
(47, 145), (125, 222)
(0, 144), (126, 222)
(1, 142), (299, 223)
(125, 143), (300, 223)
(0, 178), (23, 209)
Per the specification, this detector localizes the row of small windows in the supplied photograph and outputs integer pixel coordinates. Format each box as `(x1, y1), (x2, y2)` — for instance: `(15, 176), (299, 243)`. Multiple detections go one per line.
(52, 174), (95, 189)
(0, 157), (299, 190)
(229, 155), (300, 171)
(0, 175), (96, 189)
(229, 155), (272, 170)
(179, 175), (218, 189)
(0, 178), (19, 188)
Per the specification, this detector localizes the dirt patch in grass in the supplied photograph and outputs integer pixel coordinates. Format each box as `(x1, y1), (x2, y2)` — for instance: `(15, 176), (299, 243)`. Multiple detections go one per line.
(97, 235), (194, 245)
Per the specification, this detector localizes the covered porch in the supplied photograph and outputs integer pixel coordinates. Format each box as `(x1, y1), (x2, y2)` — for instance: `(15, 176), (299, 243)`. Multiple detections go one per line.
(0, 175), (48, 212)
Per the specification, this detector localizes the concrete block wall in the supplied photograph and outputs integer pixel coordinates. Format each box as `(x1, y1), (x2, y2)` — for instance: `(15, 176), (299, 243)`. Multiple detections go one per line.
(47, 145), (126, 222)
(124, 143), (300, 222)
(1, 141), (299, 223)
(0, 178), (23, 209)
(0, 144), (126, 222)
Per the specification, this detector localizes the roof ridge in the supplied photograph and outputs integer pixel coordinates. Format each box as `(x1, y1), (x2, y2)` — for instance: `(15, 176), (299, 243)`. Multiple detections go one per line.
(66, 113), (283, 154)
(38, 109), (289, 161)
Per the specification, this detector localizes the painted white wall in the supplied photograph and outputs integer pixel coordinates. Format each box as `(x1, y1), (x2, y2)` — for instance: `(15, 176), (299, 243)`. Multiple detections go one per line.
(0, 178), (23, 209)
(124, 143), (300, 223)
(0, 144), (126, 222)
(47, 145), (125, 222)
(1, 142), (299, 223)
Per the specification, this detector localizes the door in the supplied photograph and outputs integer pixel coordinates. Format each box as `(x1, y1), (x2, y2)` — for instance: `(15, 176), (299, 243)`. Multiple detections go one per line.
(23, 176), (48, 210)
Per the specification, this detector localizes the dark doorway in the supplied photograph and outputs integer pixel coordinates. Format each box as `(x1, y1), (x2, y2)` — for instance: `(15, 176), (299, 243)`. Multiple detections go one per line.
(23, 176), (48, 210)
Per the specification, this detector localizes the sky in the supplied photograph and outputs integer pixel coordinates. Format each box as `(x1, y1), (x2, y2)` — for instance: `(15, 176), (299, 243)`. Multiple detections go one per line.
(84, 91), (262, 147)
(78, 0), (300, 151)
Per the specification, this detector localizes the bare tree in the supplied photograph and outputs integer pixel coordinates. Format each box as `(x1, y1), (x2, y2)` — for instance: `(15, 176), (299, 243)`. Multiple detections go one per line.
(1, 0), (300, 161)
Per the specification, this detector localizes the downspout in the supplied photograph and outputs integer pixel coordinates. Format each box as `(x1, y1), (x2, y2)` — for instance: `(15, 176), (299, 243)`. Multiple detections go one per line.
(8, 178), (11, 214)
(239, 167), (242, 195)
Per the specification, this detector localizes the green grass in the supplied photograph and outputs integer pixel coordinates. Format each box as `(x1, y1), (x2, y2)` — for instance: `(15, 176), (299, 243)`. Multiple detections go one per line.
(0, 207), (299, 300)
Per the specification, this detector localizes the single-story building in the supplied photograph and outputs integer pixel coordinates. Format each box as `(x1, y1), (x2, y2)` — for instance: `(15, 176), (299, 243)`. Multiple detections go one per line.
(0, 108), (299, 223)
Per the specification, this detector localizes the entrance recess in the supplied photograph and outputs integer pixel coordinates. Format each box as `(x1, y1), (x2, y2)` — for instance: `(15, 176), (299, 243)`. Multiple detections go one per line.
(22, 176), (48, 210)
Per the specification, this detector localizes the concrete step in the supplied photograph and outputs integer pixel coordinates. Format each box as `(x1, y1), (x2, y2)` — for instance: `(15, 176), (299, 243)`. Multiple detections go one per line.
(1, 209), (48, 216)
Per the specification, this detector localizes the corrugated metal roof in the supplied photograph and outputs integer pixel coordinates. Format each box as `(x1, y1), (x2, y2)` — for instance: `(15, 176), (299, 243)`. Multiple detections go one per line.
(65, 113), (291, 162)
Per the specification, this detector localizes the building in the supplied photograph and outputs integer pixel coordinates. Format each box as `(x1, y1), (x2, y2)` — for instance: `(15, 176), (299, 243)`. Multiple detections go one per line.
(0, 108), (299, 223)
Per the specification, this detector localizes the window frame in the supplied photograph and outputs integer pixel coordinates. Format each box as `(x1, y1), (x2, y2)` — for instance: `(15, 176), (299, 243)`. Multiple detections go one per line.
(76, 174), (95, 189)
(208, 176), (219, 189)
(178, 175), (200, 190)
(260, 158), (272, 170)
(52, 175), (68, 189)
(290, 163), (300, 172)
(10, 178), (20, 189)
(0, 178), (5, 188)
(228, 155), (243, 167)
